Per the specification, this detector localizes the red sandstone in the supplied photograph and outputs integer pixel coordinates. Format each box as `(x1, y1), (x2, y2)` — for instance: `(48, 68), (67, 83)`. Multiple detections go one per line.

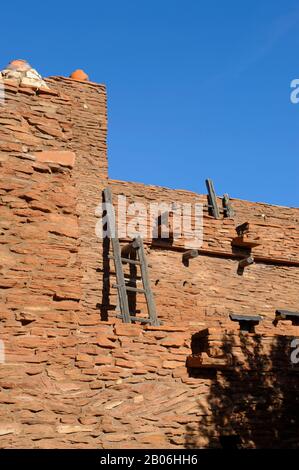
(0, 64), (298, 449)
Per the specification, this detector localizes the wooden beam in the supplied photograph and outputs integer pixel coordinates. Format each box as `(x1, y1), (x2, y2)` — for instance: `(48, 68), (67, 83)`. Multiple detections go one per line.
(232, 236), (261, 248)
(112, 284), (146, 294)
(108, 255), (141, 265)
(205, 178), (220, 219)
(229, 313), (262, 333)
(238, 256), (254, 269)
(222, 193), (234, 218)
(119, 237), (299, 267)
(236, 222), (250, 236)
(182, 249), (199, 263)
(275, 310), (299, 324)
(229, 314), (262, 323)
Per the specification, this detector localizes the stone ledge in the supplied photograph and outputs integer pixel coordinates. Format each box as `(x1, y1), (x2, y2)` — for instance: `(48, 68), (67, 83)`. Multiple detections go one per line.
(46, 76), (106, 91)
(32, 150), (76, 168)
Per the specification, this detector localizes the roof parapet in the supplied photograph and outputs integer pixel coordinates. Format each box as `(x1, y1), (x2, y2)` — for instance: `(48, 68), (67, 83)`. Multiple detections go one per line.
(0, 59), (50, 90)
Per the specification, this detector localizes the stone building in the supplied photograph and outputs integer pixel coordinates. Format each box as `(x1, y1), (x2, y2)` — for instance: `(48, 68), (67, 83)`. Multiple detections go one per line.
(0, 60), (299, 448)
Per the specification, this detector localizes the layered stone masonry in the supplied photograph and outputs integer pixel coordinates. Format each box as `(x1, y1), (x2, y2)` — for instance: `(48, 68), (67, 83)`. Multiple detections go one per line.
(108, 179), (299, 264)
(0, 65), (299, 448)
(103, 180), (299, 325)
(0, 60), (50, 91)
(1, 318), (298, 448)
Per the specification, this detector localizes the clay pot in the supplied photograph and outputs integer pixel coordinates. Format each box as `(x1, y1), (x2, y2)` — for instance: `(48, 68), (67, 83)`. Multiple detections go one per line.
(70, 69), (89, 81)
(7, 59), (31, 71)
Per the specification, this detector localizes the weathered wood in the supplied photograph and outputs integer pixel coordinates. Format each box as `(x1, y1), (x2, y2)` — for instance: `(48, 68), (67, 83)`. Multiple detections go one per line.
(222, 193), (234, 218)
(135, 235), (160, 326)
(205, 178), (220, 219)
(204, 204), (225, 214)
(108, 255), (141, 265)
(229, 313), (262, 333)
(229, 314), (262, 323)
(113, 284), (146, 294)
(125, 286), (146, 294)
(233, 222), (262, 248)
(121, 239), (140, 257)
(182, 249), (199, 263)
(238, 256), (254, 269)
(103, 192), (160, 326)
(275, 310), (299, 321)
(236, 222), (250, 236)
(103, 188), (131, 323)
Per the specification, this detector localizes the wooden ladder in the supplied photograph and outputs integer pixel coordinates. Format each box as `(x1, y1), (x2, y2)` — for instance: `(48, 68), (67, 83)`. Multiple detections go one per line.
(103, 188), (160, 326)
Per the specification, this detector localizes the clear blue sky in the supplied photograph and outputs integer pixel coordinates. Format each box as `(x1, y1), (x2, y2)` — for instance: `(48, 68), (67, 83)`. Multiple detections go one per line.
(2, 1), (299, 207)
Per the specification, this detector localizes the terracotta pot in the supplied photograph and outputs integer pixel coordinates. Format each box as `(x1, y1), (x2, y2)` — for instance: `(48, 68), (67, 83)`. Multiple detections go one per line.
(70, 69), (89, 81)
(7, 59), (31, 71)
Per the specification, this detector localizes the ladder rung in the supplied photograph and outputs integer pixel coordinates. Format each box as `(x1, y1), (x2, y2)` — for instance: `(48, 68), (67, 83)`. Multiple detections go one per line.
(108, 255), (141, 265)
(126, 286), (146, 293)
(113, 284), (146, 294)
(116, 315), (152, 324)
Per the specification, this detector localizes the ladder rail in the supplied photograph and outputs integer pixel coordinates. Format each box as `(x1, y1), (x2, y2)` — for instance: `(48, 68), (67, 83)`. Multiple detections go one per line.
(134, 236), (160, 326)
(103, 188), (131, 323)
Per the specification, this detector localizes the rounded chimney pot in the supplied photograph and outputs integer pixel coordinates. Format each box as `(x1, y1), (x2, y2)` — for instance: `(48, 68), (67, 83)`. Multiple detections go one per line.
(7, 59), (31, 71)
(70, 69), (89, 81)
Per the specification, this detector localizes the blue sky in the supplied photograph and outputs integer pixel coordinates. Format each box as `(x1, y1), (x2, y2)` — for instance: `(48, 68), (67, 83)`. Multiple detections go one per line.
(2, 1), (299, 206)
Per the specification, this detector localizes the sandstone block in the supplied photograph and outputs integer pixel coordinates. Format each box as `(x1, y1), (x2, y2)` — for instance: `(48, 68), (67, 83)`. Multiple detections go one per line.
(56, 424), (94, 434)
(33, 151), (75, 168)
(114, 324), (142, 337)
(0, 423), (21, 436)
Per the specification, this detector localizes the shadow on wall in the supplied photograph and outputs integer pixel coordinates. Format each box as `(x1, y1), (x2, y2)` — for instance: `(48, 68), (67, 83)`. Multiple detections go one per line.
(185, 333), (299, 449)
(97, 194), (111, 321)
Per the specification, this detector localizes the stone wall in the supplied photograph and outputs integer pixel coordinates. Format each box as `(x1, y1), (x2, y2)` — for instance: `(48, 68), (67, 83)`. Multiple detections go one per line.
(46, 77), (108, 316)
(0, 75), (108, 318)
(0, 73), (299, 448)
(105, 179), (299, 325)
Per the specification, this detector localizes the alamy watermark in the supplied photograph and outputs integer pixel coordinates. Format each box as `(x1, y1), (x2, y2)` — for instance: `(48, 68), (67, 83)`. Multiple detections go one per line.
(290, 338), (299, 364)
(0, 76), (4, 106)
(290, 79), (299, 103)
(95, 195), (204, 248)
(0, 340), (5, 364)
